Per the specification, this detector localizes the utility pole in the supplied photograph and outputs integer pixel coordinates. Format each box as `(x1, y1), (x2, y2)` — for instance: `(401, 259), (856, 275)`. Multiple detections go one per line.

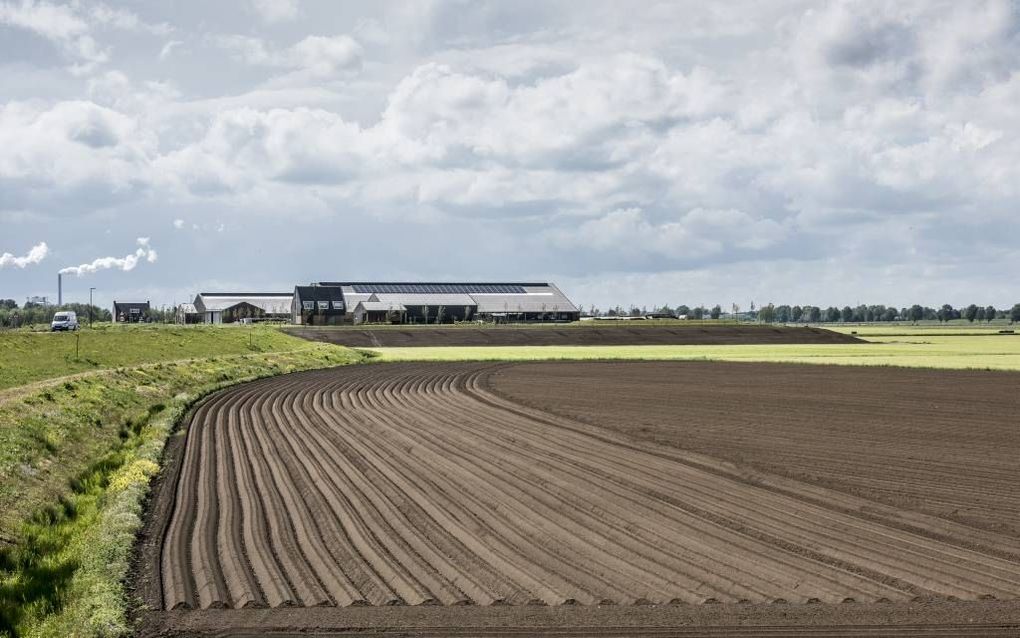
(89, 287), (96, 328)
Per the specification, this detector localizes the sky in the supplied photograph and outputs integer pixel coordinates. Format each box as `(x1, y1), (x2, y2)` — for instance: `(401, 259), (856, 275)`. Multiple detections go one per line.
(0, 0), (1018, 312)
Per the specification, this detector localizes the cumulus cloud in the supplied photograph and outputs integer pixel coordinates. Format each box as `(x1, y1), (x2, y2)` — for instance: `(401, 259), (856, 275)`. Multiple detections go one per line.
(59, 237), (157, 276)
(250, 0), (299, 23)
(216, 33), (362, 77)
(172, 218), (184, 229)
(0, 241), (48, 268)
(0, 0), (170, 71)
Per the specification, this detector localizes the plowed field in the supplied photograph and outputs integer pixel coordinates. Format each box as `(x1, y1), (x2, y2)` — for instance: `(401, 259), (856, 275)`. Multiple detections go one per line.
(135, 362), (1020, 636)
(284, 324), (861, 347)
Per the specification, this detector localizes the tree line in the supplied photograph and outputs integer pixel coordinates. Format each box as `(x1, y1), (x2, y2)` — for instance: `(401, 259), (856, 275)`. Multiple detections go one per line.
(0, 299), (176, 328)
(585, 302), (1020, 324)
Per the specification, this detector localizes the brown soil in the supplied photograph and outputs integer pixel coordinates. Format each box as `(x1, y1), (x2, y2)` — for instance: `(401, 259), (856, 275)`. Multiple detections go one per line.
(133, 362), (1020, 637)
(283, 324), (862, 347)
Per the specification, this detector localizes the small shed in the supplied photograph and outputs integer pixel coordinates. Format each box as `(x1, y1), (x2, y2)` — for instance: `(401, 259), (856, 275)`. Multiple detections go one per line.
(113, 301), (150, 323)
(353, 301), (406, 325)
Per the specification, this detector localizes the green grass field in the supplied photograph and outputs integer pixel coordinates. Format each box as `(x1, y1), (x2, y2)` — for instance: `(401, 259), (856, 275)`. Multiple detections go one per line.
(0, 324), (312, 390)
(365, 333), (1020, 371)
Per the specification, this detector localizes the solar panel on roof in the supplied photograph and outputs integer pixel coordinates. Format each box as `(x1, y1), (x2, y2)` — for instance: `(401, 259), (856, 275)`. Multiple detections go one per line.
(350, 283), (528, 294)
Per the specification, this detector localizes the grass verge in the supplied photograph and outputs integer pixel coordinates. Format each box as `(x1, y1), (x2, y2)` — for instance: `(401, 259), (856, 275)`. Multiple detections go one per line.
(0, 343), (363, 637)
(362, 334), (1020, 371)
(0, 325), (316, 391)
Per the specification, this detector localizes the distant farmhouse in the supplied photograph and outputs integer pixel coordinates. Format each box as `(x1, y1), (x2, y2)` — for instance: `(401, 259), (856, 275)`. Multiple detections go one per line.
(176, 281), (579, 325)
(188, 292), (293, 324)
(113, 301), (150, 323)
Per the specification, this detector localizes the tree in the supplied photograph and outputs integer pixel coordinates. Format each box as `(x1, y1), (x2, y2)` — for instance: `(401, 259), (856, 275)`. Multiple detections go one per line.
(976, 306), (986, 322)
(0, 299), (17, 310)
(936, 304), (954, 323)
(791, 305), (803, 322)
(807, 306), (822, 322)
(1011, 304), (1020, 324)
(985, 305), (997, 322)
(775, 305), (791, 323)
(675, 304), (690, 317)
(840, 306), (853, 322)
(824, 306), (840, 322)
(908, 304), (924, 323)
(964, 304), (979, 323)
(758, 303), (776, 323)
(692, 306), (705, 320)
(710, 305), (721, 320)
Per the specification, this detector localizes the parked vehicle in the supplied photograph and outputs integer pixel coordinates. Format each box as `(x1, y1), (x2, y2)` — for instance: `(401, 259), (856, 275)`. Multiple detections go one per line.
(51, 311), (79, 331)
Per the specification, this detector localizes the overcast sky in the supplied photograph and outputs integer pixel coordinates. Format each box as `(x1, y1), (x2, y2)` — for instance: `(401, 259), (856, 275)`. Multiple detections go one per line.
(1, 0), (1018, 311)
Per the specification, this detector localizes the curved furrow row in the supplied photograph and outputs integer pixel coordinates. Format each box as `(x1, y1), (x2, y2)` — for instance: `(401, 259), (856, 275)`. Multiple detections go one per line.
(160, 364), (1020, 610)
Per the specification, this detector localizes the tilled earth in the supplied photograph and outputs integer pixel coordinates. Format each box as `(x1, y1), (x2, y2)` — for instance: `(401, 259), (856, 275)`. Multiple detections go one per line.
(282, 324), (862, 347)
(133, 362), (1020, 636)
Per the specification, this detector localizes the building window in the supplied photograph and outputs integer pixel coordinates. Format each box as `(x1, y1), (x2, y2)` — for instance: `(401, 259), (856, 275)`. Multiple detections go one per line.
(302, 301), (314, 310)
(317, 301), (329, 310)
(333, 301), (345, 310)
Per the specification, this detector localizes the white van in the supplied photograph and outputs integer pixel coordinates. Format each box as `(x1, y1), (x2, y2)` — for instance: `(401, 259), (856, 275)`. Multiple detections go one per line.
(51, 311), (79, 331)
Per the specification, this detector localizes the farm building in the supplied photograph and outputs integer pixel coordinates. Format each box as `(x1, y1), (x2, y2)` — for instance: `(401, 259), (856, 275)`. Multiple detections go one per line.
(293, 282), (580, 324)
(192, 292), (292, 324)
(292, 285), (347, 325)
(113, 301), (150, 323)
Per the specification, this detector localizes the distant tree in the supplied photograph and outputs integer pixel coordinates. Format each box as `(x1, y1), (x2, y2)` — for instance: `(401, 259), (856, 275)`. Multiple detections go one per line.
(840, 306), (854, 322)
(629, 306), (642, 317)
(1011, 304), (1020, 324)
(0, 299), (17, 310)
(692, 306), (705, 320)
(758, 303), (776, 323)
(791, 305), (803, 322)
(937, 304), (954, 323)
(908, 304), (924, 323)
(975, 306), (986, 322)
(985, 305), (997, 322)
(807, 306), (822, 322)
(824, 307), (840, 322)
(964, 304), (979, 323)
(710, 305), (722, 320)
(882, 307), (898, 322)
(676, 305), (690, 317)
(775, 305), (791, 323)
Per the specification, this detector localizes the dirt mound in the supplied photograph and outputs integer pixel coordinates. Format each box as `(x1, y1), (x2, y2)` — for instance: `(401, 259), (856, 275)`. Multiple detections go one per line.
(283, 324), (861, 347)
(135, 361), (1020, 635)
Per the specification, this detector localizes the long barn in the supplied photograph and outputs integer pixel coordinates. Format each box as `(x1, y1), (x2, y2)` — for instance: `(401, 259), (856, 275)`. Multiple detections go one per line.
(292, 282), (579, 325)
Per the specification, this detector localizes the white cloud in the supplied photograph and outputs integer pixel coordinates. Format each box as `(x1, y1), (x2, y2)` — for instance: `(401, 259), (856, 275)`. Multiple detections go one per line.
(172, 218), (184, 229)
(250, 0), (299, 23)
(216, 33), (362, 77)
(159, 39), (183, 61)
(0, 241), (48, 268)
(59, 237), (157, 276)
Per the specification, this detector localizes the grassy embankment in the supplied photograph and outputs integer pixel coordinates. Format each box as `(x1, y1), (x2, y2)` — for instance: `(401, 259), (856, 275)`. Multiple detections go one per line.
(0, 325), (362, 637)
(0, 323), (314, 391)
(365, 329), (1020, 371)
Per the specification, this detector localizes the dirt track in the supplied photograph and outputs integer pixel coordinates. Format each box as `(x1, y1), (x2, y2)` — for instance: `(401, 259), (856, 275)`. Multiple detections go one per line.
(135, 362), (1020, 636)
(283, 324), (862, 347)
